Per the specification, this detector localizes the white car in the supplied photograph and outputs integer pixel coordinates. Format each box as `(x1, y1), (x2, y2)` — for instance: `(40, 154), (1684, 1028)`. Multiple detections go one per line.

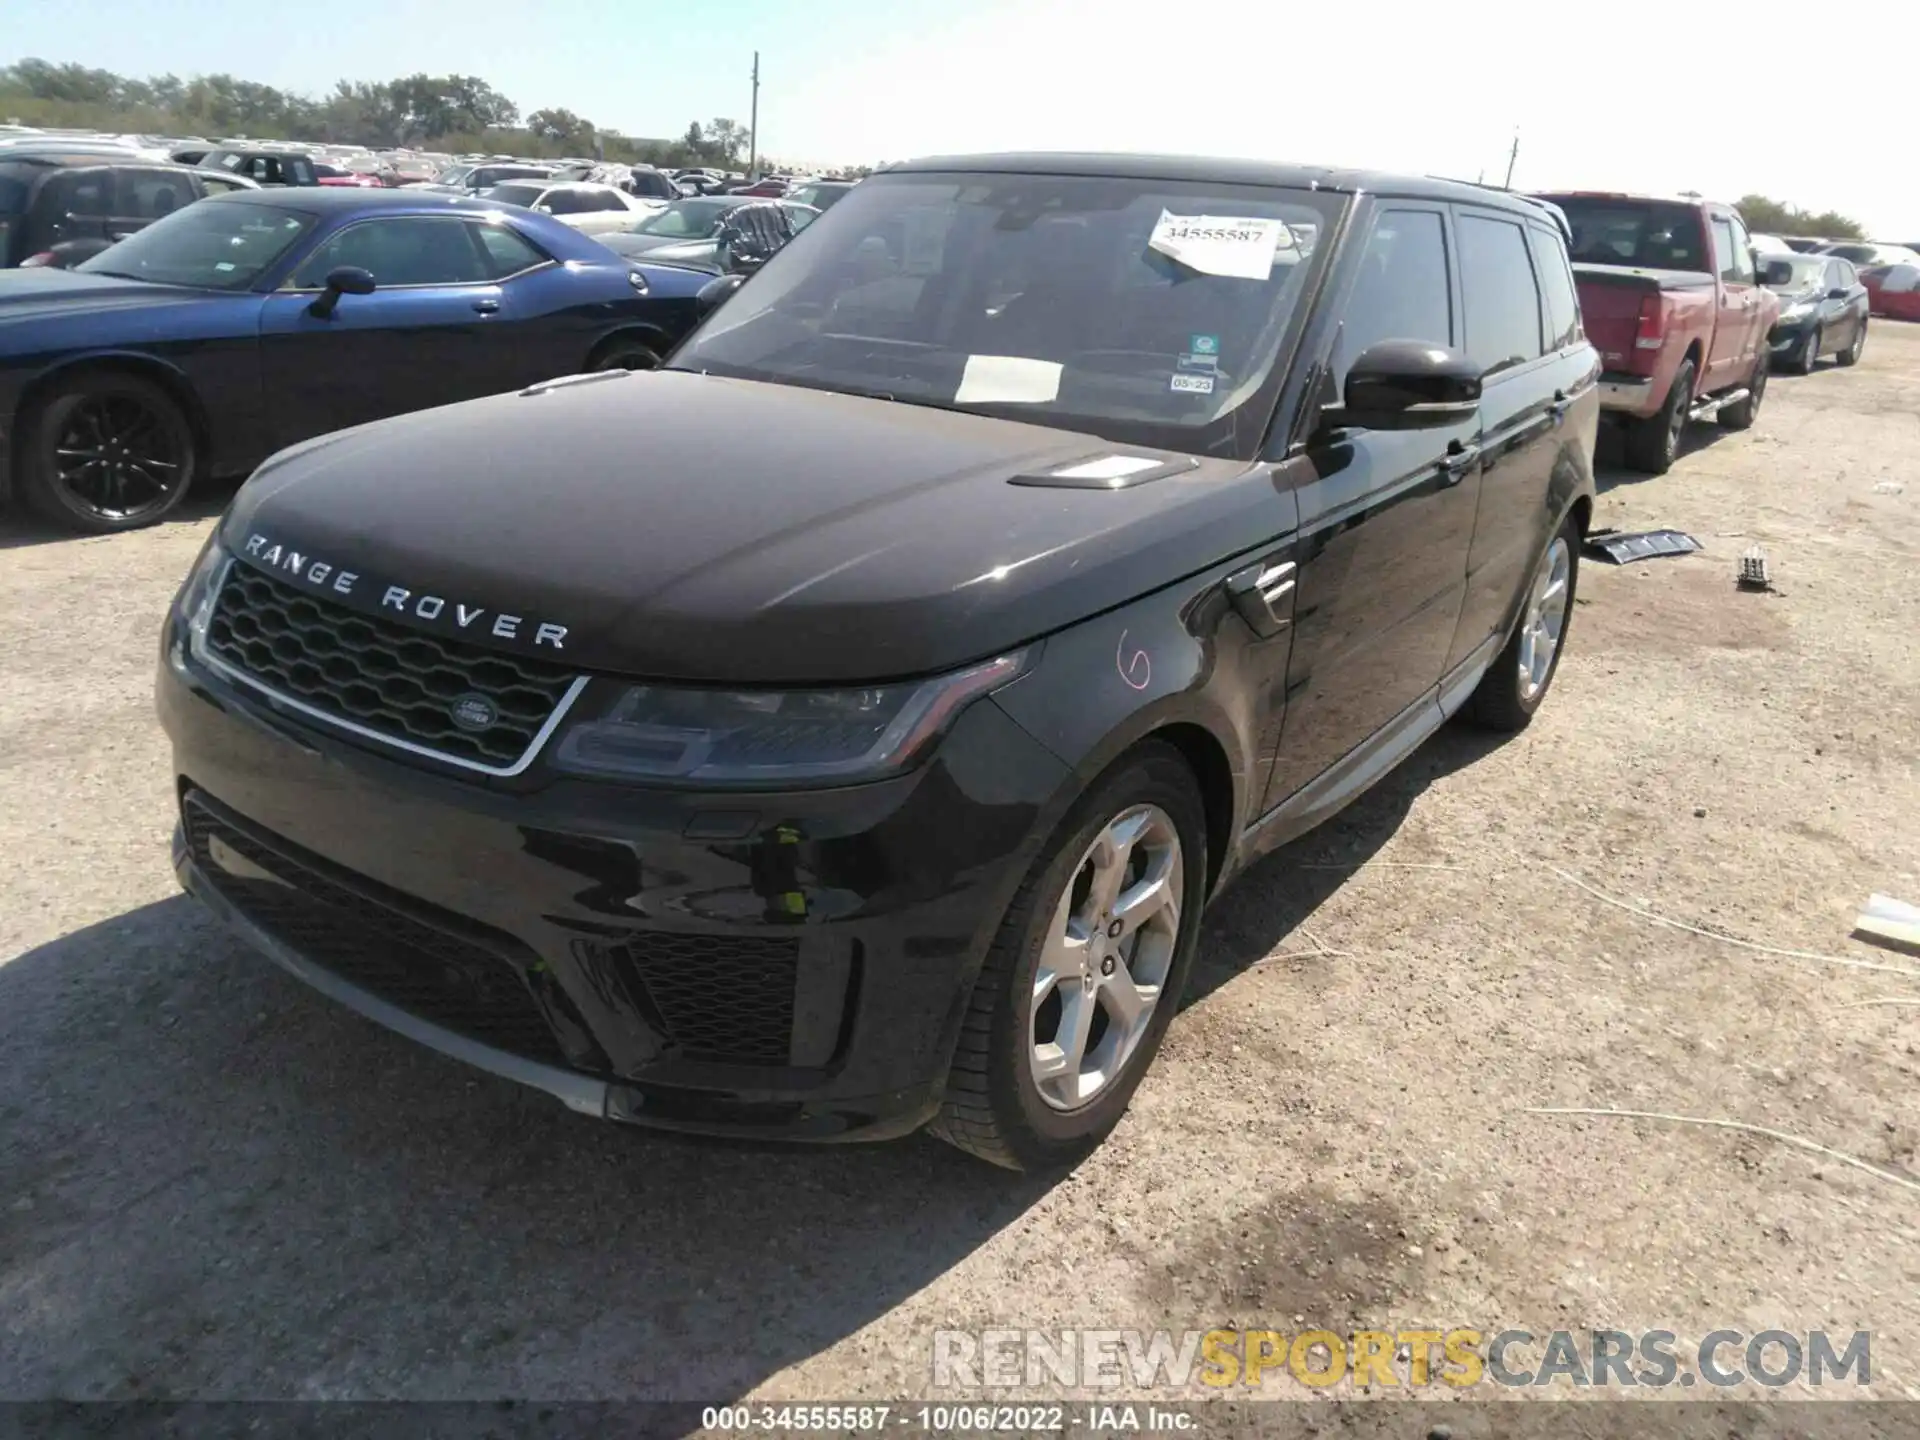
(478, 180), (666, 235)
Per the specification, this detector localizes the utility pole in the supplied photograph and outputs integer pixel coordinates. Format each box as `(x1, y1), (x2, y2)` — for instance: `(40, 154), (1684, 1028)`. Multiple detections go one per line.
(748, 50), (760, 180)
(1502, 129), (1520, 189)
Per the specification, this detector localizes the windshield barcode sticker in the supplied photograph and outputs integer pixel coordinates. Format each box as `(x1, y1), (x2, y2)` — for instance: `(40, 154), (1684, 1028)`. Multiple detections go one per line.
(1148, 211), (1292, 279)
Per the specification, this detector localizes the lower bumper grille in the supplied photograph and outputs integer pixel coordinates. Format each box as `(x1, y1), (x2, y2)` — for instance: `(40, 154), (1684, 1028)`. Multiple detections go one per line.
(593, 934), (801, 1065)
(184, 794), (569, 1067)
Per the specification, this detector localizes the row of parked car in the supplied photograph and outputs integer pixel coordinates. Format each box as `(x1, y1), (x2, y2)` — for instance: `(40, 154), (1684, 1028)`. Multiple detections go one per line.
(0, 132), (1905, 536)
(1537, 191), (1909, 474)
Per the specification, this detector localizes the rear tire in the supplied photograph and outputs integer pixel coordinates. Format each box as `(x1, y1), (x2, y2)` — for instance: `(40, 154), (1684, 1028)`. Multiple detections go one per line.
(931, 744), (1208, 1172)
(1622, 358), (1694, 475)
(1719, 351), (1766, 430)
(587, 340), (661, 372)
(22, 371), (197, 534)
(1462, 510), (1581, 732)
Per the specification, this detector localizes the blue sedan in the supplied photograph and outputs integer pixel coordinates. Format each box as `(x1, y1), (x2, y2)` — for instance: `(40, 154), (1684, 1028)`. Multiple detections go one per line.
(0, 187), (715, 532)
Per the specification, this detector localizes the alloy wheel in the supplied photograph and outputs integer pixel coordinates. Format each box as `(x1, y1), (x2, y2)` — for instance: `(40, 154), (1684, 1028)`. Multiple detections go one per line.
(50, 393), (187, 524)
(1517, 536), (1572, 703)
(1029, 804), (1184, 1111)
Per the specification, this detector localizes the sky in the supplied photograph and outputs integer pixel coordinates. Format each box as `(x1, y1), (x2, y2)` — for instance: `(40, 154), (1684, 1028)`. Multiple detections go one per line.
(9, 0), (1916, 237)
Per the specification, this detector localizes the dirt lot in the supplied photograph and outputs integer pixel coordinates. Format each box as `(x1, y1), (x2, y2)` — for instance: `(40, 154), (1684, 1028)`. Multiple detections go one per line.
(4, 326), (1920, 1410)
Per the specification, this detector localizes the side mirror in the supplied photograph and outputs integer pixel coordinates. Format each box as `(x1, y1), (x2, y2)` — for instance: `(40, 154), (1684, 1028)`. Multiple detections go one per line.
(1827, 286), (1849, 300)
(1321, 340), (1482, 433)
(1759, 259), (1795, 287)
(696, 272), (746, 317)
(307, 264), (376, 319)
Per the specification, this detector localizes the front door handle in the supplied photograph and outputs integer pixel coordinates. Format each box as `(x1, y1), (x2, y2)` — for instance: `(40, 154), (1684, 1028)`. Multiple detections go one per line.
(1439, 441), (1480, 485)
(471, 297), (500, 314)
(1548, 389), (1571, 422)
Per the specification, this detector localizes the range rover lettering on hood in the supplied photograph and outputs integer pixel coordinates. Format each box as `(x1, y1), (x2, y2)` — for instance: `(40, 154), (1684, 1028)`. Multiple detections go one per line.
(240, 533), (570, 651)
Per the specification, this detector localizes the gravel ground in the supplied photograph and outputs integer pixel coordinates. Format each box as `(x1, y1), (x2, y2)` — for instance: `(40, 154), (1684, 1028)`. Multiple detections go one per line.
(3, 326), (1919, 1409)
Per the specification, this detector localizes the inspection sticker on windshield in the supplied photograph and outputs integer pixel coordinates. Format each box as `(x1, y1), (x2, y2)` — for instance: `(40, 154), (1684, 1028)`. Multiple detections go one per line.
(1148, 211), (1292, 279)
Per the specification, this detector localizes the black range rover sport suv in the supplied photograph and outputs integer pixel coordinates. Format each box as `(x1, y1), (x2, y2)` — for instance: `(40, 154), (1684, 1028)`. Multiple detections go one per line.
(159, 153), (1599, 1171)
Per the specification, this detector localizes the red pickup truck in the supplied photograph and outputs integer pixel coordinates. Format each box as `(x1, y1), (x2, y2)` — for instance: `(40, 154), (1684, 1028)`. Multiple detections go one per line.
(1532, 192), (1778, 473)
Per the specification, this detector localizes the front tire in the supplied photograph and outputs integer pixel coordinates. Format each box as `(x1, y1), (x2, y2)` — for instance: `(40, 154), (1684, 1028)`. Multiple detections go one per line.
(1790, 325), (1820, 375)
(932, 744), (1208, 1171)
(1462, 511), (1581, 732)
(587, 340), (661, 372)
(22, 371), (197, 534)
(1837, 317), (1866, 367)
(1622, 358), (1694, 474)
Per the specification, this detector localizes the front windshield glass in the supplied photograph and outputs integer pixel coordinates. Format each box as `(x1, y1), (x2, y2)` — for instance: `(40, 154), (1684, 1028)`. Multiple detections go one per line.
(669, 172), (1338, 453)
(435, 165), (471, 185)
(77, 200), (314, 288)
(637, 199), (733, 237)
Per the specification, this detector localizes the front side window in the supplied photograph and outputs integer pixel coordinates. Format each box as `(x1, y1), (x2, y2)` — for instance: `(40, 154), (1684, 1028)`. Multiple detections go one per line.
(289, 217), (491, 288)
(1457, 213), (1545, 376)
(1710, 217), (1740, 283)
(77, 200), (313, 288)
(1333, 208), (1452, 385)
(1724, 215), (1755, 283)
(543, 190), (589, 216)
(671, 171), (1340, 456)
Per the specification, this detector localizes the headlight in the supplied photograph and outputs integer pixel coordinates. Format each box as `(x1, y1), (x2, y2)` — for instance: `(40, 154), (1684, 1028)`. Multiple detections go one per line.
(1781, 299), (1816, 321)
(551, 650), (1031, 787)
(178, 532), (229, 635)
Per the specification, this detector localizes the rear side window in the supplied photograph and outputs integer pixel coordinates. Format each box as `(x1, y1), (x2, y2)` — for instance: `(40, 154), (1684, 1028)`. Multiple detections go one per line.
(544, 190), (588, 216)
(471, 222), (547, 277)
(1527, 225), (1581, 350)
(1333, 208), (1452, 385)
(590, 191), (627, 212)
(1457, 213), (1545, 376)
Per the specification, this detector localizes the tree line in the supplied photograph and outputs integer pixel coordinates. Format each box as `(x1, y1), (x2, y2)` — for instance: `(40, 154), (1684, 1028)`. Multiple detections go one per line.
(0, 58), (859, 174)
(1734, 194), (1864, 241)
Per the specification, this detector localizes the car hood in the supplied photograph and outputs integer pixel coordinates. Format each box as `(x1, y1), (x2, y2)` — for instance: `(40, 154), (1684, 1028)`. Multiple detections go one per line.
(221, 370), (1290, 684)
(0, 267), (205, 325)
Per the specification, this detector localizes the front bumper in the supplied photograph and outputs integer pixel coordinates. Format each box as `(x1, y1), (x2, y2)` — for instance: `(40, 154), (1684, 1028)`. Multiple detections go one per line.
(1769, 316), (1817, 351)
(158, 612), (1072, 1142)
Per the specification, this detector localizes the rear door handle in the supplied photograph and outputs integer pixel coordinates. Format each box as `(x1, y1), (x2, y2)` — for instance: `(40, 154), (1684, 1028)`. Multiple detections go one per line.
(471, 297), (500, 314)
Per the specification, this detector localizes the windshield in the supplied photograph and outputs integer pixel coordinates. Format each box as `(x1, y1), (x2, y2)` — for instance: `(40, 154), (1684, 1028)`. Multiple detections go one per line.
(486, 183), (547, 208)
(670, 172), (1339, 453)
(1821, 244), (1877, 263)
(435, 165), (471, 185)
(636, 199), (733, 237)
(77, 200), (314, 288)
(1545, 197), (1708, 270)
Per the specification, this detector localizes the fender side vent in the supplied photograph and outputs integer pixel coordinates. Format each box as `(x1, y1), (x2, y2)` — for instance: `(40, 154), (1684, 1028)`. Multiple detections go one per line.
(1009, 454), (1200, 490)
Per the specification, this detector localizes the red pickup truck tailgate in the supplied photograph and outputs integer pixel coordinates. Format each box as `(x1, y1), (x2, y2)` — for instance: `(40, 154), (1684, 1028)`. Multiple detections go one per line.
(1571, 263), (1715, 377)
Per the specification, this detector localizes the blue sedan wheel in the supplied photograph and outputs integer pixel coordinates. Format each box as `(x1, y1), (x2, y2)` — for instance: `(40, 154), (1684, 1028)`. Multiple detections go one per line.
(26, 372), (197, 534)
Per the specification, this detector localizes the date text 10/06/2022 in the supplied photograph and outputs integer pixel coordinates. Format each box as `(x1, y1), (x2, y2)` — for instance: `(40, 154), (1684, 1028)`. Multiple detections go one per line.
(700, 1405), (1197, 1433)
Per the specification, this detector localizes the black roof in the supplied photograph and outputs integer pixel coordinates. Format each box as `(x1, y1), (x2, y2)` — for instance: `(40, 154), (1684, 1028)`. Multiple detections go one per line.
(889, 151), (1559, 215)
(0, 150), (201, 173)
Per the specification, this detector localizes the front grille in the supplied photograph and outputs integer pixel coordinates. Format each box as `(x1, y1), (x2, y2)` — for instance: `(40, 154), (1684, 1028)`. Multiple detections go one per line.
(185, 795), (568, 1067)
(205, 562), (578, 769)
(602, 934), (800, 1065)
